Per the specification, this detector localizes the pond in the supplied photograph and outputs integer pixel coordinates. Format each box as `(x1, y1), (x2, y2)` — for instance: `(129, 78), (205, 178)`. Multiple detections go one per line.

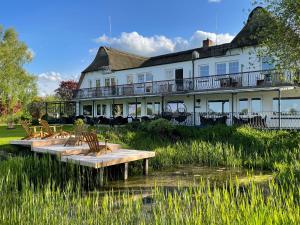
(104, 165), (273, 191)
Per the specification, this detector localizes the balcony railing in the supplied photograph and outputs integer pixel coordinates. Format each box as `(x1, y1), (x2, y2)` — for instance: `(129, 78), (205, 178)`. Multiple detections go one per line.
(166, 111), (300, 130)
(74, 70), (298, 99)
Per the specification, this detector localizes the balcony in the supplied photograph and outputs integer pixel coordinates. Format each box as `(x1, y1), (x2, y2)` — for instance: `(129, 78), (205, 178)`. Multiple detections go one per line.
(74, 70), (298, 99)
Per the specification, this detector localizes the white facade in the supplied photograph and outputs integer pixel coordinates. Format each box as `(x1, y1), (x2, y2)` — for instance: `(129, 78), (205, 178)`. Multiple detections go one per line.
(80, 47), (262, 89)
(75, 43), (300, 129)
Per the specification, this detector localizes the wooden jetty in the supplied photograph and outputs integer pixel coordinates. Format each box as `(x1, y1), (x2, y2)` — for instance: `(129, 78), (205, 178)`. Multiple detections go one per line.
(11, 138), (155, 185)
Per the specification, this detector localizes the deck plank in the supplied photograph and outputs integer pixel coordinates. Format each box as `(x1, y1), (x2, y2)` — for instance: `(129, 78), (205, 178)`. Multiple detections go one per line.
(61, 149), (155, 168)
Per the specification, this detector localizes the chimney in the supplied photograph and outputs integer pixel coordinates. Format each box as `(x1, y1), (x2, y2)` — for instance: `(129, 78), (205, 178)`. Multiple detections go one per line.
(203, 38), (214, 48)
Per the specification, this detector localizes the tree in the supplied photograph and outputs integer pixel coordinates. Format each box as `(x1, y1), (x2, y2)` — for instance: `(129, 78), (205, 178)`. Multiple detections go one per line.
(55, 80), (78, 101)
(0, 26), (37, 128)
(27, 97), (45, 120)
(252, 1), (300, 71)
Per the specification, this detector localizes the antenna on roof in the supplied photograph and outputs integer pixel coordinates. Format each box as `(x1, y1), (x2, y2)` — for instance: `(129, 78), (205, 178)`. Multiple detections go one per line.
(109, 16), (112, 48)
(215, 12), (218, 46)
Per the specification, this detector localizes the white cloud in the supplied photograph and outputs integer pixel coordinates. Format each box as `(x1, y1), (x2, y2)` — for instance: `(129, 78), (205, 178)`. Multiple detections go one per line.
(37, 72), (79, 97)
(37, 72), (62, 97)
(208, 0), (222, 3)
(94, 30), (234, 57)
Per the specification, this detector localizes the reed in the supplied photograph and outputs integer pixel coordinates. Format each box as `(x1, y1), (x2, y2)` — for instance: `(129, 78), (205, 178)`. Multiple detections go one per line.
(0, 171), (299, 225)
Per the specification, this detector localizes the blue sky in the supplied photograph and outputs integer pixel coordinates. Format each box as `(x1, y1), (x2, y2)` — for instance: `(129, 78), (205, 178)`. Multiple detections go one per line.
(0, 0), (253, 96)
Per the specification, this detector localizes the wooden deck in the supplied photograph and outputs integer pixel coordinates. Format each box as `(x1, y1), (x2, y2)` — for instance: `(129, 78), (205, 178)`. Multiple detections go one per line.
(10, 138), (68, 147)
(60, 149), (155, 169)
(11, 138), (155, 185)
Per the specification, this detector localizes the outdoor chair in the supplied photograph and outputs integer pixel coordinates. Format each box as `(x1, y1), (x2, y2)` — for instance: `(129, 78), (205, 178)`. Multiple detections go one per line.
(39, 119), (69, 139)
(249, 116), (267, 129)
(20, 120), (42, 140)
(82, 132), (112, 156)
(64, 124), (88, 146)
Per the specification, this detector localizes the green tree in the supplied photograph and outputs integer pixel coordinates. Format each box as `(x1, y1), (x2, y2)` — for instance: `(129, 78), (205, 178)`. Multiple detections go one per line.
(0, 26), (37, 128)
(252, 1), (300, 71)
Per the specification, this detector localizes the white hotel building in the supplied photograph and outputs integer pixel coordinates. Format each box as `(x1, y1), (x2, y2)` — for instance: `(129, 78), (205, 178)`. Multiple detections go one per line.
(73, 7), (300, 129)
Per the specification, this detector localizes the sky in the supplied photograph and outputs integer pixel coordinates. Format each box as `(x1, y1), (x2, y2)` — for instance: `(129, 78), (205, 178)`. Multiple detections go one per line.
(0, 0), (253, 96)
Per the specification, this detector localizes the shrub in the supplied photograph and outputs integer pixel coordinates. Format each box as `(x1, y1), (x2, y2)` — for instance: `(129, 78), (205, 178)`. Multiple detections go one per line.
(74, 118), (85, 126)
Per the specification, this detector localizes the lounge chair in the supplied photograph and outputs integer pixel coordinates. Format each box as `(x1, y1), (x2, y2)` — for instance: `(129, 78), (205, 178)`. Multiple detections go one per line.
(20, 120), (42, 140)
(39, 119), (69, 139)
(64, 124), (88, 146)
(82, 132), (112, 156)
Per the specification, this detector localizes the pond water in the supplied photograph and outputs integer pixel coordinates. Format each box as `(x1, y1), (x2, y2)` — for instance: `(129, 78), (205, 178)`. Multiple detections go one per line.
(104, 165), (273, 191)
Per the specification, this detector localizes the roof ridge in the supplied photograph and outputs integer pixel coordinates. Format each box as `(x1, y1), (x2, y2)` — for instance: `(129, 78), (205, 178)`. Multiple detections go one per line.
(103, 46), (149, 59)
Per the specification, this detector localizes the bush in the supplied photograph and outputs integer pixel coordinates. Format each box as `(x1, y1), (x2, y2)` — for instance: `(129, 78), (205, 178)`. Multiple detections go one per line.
(145, 118), (175, 137)
(74, 118), (85, 126)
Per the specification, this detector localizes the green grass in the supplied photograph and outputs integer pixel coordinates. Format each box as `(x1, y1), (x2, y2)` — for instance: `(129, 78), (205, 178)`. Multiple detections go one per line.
(0, 170), (299, 225)
(0, 122), (299, 224)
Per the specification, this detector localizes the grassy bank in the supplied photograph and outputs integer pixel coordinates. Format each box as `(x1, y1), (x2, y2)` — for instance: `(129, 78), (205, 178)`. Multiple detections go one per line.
(0, 122), (299, 224)
(96, 121), (300, 171)
(0, 173), (299, 224)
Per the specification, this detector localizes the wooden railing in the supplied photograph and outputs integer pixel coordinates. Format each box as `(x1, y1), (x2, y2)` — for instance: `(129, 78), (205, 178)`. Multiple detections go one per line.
(74, 70), (298, 99)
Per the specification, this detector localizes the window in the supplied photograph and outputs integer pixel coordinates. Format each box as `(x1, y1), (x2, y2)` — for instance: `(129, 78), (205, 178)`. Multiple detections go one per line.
(104, 78), (117, 88)
(154, 102), (161, 115)
(166, 101), (186, 113)
(89, 80), (92, 88)
(137, 74), (145, 83)
(96, 104), (101, 115)
(127, 75), (133, 84)
(102, 104), (107, 116)
(208, 100), (229, 113)
(113, 104), (123, 116)
(216, 63), (227, 75)
(111, 77), (116, 86)
(83, 105), (92, 116)
(251, 98), (261, 113)
(128, 103), (141, 117)
(165, 69), (173, 79)
(199, 65), (209, 77)
(273, 98), (300, 113)
(96, 80), (101, 88)
(262, 57), (275, 71)
(239, 99), (249, 114)
(229, 61), (239, 74)
(146, 73), (153, 82)
(147, 103), (153, 115)
(105, 78), (110, 87)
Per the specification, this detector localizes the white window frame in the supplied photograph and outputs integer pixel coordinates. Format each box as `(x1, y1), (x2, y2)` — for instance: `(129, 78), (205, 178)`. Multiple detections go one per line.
(198, 64), (209, 77)
(216, 62), (227, 75)
(229, 61), (239, 74)
(127, 75), (134, 84)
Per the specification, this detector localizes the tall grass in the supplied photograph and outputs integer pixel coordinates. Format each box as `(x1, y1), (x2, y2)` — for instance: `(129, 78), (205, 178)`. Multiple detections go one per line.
(0, 172), (299, 224)
(97, 122), (300, 170)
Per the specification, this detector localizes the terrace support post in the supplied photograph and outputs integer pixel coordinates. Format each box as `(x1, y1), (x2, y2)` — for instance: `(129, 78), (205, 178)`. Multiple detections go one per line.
(123, 163), (129, 180)
(193, 94), (196, 126)
(192, 59), (195, 90)
(143, 159), (149, 176)
(112, 99), (115, 118)
(59, 102), (62, 123)
(92, 100), (95, 119)
(98, 168), (104, 187)
(161, 96), (164, 114)
(135, 97), (138, 119)
(78, 101), (81, 115)
(278, 89), (281, 130)
(231, 93), (234, 126)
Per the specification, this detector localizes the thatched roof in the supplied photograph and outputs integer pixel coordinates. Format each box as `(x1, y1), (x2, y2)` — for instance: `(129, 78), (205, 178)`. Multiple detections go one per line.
(78, 7), (268, 87)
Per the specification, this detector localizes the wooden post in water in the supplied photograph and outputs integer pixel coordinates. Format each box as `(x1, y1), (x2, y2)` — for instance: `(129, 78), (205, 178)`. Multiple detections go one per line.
(124, 163), (128, 180)
(99, 168), (104, 186)
(143, 159), (149, 176)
